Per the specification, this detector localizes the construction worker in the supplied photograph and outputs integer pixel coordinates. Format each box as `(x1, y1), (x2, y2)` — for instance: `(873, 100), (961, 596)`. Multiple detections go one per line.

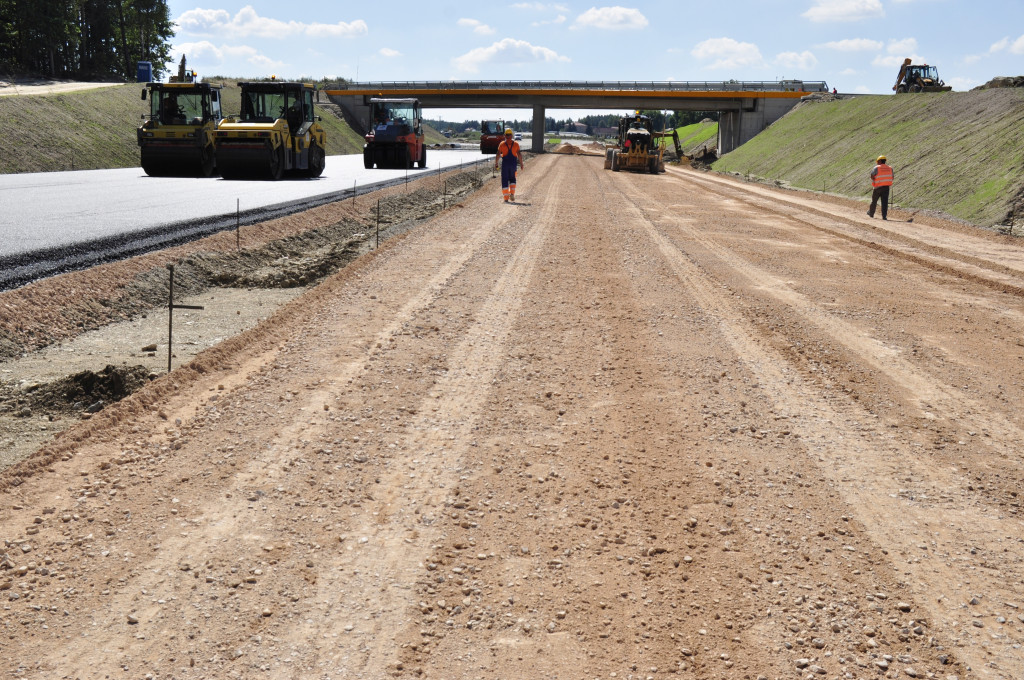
(494, 127), (524, 202)
(868, 155), (893, 220)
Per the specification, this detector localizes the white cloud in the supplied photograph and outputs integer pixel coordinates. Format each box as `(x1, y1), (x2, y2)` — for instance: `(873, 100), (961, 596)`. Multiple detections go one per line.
(946, 77), (974, 91)
(1012, 34), (1024, 55)
(803, 0), (884, 23)
(988, 37), (1009, 53)
(886, 37), (918, 55)
(820, 38), (882, 51)
(452, 38), (570, 73)
(691, 37), (763, 69)
(532, 15), (567, 26)
(176, 5), (367, 39)
(840, 67), (857, 76)
(379, 48), (401, 58)
(457, 18), (496, 35)
(873, 54), (918, 68)
(170, 41), (283, 72)
(572, 6), (648, 30)
(963, 54), (980, 65)
(775, 50), (818, 70)
(511, 2), (569, 10)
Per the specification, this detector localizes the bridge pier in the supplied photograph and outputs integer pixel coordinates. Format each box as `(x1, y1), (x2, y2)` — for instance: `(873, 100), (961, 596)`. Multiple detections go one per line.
(531, 105), (545, 154)
(717, 97), (802, 155)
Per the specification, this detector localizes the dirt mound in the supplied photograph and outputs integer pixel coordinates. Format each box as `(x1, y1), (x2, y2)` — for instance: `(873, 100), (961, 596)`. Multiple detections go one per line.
(974, 75), (1024, 90)
(4, 364), (153, 417)
(551, 142), (605, 156)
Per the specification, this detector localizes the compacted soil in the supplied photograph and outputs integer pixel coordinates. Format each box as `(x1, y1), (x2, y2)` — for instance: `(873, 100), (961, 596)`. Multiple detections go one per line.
(2, 156), (1024, 680)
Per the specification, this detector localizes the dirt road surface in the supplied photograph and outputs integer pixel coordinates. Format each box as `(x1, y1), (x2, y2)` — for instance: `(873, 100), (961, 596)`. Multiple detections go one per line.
(3, 155), (1024, 680)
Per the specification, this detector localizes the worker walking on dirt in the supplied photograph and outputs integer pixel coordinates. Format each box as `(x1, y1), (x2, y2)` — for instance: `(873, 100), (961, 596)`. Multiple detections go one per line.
(868, 155), (893, 220)
(494, 128), (524, 202)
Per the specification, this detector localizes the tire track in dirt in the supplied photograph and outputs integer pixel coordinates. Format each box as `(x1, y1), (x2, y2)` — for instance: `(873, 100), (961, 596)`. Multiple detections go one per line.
(672, 166), (1024, 297)
(9, 161), (561, 678)
(612, 166), (1024, 678)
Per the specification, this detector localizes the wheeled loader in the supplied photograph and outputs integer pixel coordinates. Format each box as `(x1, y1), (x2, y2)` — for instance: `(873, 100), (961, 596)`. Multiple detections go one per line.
(893, 58), (952, 93)
(215, 79), (327, 180)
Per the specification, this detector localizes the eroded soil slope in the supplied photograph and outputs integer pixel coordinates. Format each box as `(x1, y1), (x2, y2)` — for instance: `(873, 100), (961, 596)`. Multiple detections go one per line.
(2, 157), (1024, 680)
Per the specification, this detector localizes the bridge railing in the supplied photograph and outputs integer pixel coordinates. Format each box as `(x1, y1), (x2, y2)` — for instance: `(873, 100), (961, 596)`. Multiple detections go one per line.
(338, 80), (830, 93)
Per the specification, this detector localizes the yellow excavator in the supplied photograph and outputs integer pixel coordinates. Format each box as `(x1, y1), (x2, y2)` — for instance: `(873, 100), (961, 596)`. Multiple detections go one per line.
(893, 58), (952, 93)
(214, 78), (326, 180)
(137, 56), (222, 177)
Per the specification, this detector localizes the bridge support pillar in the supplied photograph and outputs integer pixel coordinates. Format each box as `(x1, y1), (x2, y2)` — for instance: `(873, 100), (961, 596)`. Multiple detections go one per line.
(531, 105), (545, 153)
(718, 97), (802, 155)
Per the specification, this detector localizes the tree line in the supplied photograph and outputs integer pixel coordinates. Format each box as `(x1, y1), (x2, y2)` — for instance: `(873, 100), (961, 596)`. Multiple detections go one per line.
(0, 0), (174, 81)
(426, 110), (720, 136)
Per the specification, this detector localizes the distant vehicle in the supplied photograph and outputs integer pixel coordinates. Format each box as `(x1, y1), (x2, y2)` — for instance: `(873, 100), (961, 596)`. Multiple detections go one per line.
(480, 120), (505, 154)
(514, 132), (522, 141)
(893, 58), (951, 93)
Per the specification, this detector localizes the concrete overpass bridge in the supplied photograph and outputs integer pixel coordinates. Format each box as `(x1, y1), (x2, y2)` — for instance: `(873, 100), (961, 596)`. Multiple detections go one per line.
(323, 80), (829, 155)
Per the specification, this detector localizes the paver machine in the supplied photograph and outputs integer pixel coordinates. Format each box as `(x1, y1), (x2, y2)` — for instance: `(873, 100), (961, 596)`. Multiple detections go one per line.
(363, 98), (427, 169)
(215, 78), (327, 180)
(893, 58), (952, 93)
(137, 58), (222, 177)
(604, 112), (665, 174)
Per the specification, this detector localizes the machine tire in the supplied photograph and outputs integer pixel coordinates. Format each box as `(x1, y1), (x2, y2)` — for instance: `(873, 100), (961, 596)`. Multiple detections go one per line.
(268, 145), (284, 180)
(307, 142), (326, 178)
(910, 83), (923, 93)
(604, 148), (614, 170)
(611, 150), (620, 172)
(896, 84), (908, 94)
(199, 145), (216, 178)
(363, 148), (374, 169)
(418, 145), (427, 168)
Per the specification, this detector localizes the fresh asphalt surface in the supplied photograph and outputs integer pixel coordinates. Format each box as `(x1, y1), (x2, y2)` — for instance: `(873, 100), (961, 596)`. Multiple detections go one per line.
(0, 149), (489, 289)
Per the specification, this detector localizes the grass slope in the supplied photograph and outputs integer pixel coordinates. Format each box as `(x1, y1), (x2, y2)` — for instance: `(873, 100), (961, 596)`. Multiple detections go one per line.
(672, 121), (718, 154)
(0, 80), (383, 174)
(712, 89), (1024, 227)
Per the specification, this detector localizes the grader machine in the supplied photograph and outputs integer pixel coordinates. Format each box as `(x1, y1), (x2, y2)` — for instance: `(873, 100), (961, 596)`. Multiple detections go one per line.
(137, 57), (222, 177)
(604, 112), (670, 174)
(214, 79), (327, 180)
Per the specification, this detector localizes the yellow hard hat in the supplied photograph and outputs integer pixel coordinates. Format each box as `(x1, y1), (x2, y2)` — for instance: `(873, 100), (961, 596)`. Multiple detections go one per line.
(505, 128), (513, 135)
(876, 155), (887, 162)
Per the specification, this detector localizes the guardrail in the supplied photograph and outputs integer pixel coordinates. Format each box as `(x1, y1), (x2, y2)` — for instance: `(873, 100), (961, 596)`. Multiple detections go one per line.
(337, 80), (830, 93)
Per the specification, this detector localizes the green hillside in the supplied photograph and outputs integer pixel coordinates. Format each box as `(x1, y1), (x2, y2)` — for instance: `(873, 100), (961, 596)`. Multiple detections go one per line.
(0, 80), (442, 174)
(673, 120), (718, 154)
(712, 89), (1024, 228)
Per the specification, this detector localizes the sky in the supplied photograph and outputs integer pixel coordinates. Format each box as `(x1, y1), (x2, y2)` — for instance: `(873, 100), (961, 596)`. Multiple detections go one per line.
(165, 0), (1024, 122)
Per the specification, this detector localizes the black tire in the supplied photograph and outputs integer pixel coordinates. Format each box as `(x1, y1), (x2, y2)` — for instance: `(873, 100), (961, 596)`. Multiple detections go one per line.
(403, 146), (412, 169)
(199, 145), (215, 177)
(910, 84), (923, 93)
(267, 145), (283, 180)
(896, 84), (908, 94)
(418, 145), (427, 168)
(611, 150), (620, 172)
(363, 148), (374, 169)
(604, 148), (613, 170)
(307, 142), (325, 178)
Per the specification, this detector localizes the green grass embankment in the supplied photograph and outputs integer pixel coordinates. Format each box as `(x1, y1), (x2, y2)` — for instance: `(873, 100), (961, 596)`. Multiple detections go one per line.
(0, 80), (375, 174)
(711, 89), (1024, 227)
(671, 121), (718, 154)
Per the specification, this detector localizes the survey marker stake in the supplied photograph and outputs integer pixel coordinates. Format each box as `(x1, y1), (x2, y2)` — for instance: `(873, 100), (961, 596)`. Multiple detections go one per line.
(167, 263), (205, 373)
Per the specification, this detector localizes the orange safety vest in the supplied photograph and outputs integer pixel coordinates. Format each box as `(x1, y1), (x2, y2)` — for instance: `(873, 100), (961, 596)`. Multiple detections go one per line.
(872, 163), (893, 188)
(497, 139), (520, 160)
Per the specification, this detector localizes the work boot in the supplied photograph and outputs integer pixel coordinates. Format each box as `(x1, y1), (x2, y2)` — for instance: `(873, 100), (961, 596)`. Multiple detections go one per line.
(866, 210), (873, 218)
(509, 194), (515, 202)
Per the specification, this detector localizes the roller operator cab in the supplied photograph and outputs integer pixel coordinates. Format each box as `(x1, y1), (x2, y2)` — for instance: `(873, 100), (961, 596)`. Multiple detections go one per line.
(363, 98), (426, 169)
(138, 81), (223, 177)
(480, 120), (505, 154)
(215, 80), (327, 180)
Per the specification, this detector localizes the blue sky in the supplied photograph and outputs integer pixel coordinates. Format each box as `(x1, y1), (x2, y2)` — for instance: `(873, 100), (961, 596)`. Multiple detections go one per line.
(166, 0), (1024, 121)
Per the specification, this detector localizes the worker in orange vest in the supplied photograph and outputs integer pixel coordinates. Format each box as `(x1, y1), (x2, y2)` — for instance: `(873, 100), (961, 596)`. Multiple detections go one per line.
(494, 128), (524, 202)
(867, 155), (893, 220)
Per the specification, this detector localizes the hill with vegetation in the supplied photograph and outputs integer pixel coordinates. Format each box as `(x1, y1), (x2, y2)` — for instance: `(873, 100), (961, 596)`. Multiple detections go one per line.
(711, 89), (1024, 229)
(0, 79), (445, 174)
